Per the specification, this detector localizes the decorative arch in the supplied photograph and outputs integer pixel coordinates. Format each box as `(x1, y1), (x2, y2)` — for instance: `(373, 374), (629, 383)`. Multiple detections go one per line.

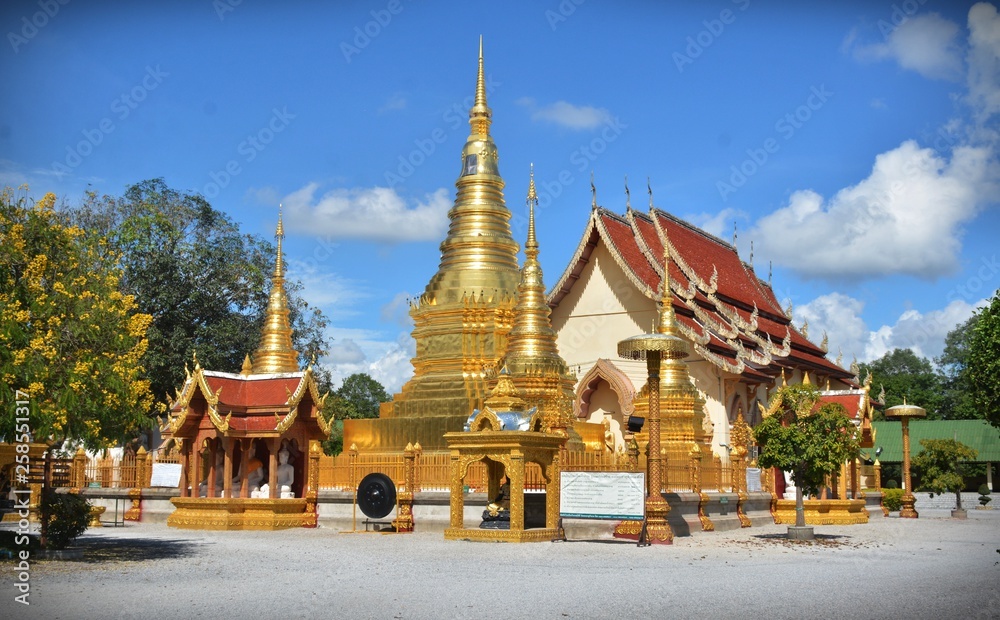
(575, 359), (636, 420)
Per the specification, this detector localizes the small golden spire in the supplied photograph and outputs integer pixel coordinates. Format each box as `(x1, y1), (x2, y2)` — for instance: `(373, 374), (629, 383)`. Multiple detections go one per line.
(656, 215), (679, 338)
(624, 175), (631, 211)
(526, 164), (538, 255)
(470, 35), (492, 135)
(240, 354), (253, 376)
(253, 208), (300, 374)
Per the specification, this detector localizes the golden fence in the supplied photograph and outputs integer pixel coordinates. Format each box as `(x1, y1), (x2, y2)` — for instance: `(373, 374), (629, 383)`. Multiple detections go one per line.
(47, 446), (761, 495)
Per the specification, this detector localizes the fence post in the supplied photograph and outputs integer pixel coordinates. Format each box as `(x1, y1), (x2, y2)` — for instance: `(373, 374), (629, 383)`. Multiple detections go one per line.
(394, 443), (415, 533)
(305, 440), (321, 528)
(874, 459), (882, 491)
(413, 442), (423, 492)
(71, 447), (87, 490)
(125, 447), (146, 522)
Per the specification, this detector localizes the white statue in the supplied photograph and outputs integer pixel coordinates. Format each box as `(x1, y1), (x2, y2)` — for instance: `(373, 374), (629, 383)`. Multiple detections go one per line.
(783, 470), (798, 500)
(251, 447), (295, 499)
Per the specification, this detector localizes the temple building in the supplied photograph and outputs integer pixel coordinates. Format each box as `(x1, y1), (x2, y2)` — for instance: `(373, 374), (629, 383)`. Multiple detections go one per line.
(346, 40), (862, 467)
(162, 212), (332, 529)
(548, 201), (857, 457)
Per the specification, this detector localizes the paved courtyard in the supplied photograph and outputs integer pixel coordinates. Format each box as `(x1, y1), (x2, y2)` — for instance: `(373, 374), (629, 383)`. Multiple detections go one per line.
(4, 509), (999, 620)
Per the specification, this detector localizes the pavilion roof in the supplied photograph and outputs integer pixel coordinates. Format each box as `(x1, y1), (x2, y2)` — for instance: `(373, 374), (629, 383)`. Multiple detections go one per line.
(869, 420), (1000, 462)
(548, 206), (854, 382)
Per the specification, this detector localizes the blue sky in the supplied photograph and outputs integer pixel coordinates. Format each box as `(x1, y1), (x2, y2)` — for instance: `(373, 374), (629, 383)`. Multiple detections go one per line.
(3, 0), (999, 392)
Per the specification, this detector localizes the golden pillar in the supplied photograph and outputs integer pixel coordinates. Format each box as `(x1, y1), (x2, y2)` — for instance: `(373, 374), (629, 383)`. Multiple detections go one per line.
(887, 402), (926, 519)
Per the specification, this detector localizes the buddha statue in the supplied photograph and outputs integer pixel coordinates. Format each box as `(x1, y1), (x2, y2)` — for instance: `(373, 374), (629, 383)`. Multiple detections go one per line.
(253, 448), (295, 499)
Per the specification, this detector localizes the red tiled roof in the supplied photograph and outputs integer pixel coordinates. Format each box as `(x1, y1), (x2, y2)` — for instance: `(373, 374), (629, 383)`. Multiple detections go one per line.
(817, 391), (872, 419)
(549, 206), (853, 382)
(203, 375), (302, 408)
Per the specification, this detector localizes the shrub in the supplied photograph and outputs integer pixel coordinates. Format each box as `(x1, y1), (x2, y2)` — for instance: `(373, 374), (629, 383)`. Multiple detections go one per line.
(884, 479), (898, 489)
(980, 484), (993, 507)
(882, 488), (904, 512)
(39, 490), (91, 550)
(979, 484), (992, 496)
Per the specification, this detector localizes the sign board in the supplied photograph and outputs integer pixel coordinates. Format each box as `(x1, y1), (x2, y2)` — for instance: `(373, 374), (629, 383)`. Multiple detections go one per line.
(150, 463), (182, 487)
(559, 471), (645, 520)
(746, 468), (762, 493)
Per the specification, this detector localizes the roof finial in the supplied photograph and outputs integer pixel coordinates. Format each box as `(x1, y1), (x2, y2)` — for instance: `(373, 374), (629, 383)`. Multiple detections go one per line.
(469, 36), (492, 135)
(526, 164), (538, 256)
(590, 171), (597, 210)
(274, 203), (285, 278)
(732, 220), (738, 248)
(647, 177), (654, 210)
(749, 240), (754, 266)
(656, 210), (678, 337)
(624, 175), (631, 211)
(768, 260), (773, 286)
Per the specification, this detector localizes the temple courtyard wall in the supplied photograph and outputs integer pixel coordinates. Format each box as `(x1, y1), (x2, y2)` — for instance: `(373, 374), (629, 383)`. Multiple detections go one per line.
(5, 509), (998, 619)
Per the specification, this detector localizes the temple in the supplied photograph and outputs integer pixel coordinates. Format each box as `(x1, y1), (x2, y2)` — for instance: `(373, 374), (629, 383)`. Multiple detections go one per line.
(162, 211), (332, 530)
(548, 201), (858, 462)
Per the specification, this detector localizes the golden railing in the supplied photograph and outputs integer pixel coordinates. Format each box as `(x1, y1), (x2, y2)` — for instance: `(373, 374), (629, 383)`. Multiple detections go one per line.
(45, 445), (771, 496)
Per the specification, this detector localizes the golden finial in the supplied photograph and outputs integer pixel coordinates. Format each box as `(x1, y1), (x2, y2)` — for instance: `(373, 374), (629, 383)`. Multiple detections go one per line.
(470, 36), (492, 135)
(590, 171), (597, 210)
(802, 370), (811, 385)
(192, 350), (199, 369)
(624, 175), (631, 211)
(801, 319), (809, 338)
(252, 208), (300, 374)
(780, 367), (787, 387)
(240, 354), (253, 376)
(526, 164), (538, 256)
(656, 215), (679, 337)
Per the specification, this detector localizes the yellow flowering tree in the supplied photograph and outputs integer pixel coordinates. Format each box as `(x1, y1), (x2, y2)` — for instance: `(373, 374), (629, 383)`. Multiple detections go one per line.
(0, 188), (155, 452)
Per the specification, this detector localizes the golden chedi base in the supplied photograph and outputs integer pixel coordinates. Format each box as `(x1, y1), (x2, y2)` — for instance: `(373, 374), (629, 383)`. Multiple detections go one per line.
(168, 497), (315, 530)
(444, 527), (563, 543)
(772, 499), (869, 525)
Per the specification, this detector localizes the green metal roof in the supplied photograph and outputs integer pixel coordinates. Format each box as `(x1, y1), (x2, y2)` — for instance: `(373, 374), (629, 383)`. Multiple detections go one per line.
(868, 420), (1000, 462)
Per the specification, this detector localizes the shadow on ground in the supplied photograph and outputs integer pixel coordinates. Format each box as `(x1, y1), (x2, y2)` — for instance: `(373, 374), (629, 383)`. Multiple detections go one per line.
(60, 535), (204, 563)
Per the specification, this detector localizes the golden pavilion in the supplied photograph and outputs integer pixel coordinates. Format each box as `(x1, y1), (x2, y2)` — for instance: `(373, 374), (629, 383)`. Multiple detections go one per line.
(162, 212), (332, 530)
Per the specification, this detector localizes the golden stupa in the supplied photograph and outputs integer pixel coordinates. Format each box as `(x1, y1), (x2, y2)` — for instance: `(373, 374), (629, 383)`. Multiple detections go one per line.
(344, 39), (522, 452)
(498, 167), (585, 449)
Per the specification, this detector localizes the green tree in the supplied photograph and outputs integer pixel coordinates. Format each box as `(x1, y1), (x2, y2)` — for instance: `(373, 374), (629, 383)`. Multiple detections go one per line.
(69, 179), (333, 423)
(859, 348), (943, 419)
(935, 315), (980, 420)
(0, 189), (154, 446)
(967, 292), (1000, 429)
(912, 438), (977, 513)
(753, 384), (860, 530)
(335, 373), (391, 419)
(1, 189), (155, 545)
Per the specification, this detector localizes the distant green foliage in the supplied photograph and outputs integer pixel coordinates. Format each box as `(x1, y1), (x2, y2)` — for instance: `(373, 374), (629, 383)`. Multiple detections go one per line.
(754, 385), (861, 497)
(335, 373), (391, 419)
(913, 439), (977, 510)
(39, 490), (90, 550)
(967, 292), (1000, 430)
(859, 348), (943, 419)
(885, 479), (898, 489)
(882, 488), (903, 512)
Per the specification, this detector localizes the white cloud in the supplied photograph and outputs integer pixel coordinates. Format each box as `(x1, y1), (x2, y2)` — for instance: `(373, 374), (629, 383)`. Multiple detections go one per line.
(244, 185), (280, 206)
(682, 207), (744, 239)
(797, 292), (989, 364)
(851, 13), (963, 81)
(380, 291), (415, 327)
(282, 183), (451, 242)
(378, 93), (407, 114)
(323, 330), (415, 394)
(753, 140), (996, 279)
(966, 2), (1000, 130)
(328, 338), (366, 364)
(516, 97), (613, 130)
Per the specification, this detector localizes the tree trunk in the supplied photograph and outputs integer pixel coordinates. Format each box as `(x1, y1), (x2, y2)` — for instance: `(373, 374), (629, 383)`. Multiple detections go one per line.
(40, 438), (65, 549)
(795, 476), (805, 527)
(955, 488), (963, 511)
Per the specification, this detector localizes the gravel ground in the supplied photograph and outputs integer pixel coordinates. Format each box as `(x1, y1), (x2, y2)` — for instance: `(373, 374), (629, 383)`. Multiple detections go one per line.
(4, 510), (999, 620)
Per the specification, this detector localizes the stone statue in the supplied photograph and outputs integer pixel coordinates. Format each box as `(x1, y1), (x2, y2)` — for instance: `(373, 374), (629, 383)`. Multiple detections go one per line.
(252, 447), (295, 499)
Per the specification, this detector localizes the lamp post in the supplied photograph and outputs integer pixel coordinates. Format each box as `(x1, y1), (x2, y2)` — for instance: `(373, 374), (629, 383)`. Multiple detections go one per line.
(886, 402), (926, 518)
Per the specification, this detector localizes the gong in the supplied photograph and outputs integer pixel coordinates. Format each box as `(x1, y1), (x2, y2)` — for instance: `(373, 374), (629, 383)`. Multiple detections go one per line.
(357, 472), (397, 519)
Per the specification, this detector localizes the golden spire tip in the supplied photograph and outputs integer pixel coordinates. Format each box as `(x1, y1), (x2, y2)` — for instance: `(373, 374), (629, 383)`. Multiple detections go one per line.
(526, 164), (538, 253)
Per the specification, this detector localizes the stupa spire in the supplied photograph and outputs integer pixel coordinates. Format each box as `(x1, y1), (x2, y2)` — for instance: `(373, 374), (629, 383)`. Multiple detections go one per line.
(252, 206), (299, 374)
(470, 35), (492, 136)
